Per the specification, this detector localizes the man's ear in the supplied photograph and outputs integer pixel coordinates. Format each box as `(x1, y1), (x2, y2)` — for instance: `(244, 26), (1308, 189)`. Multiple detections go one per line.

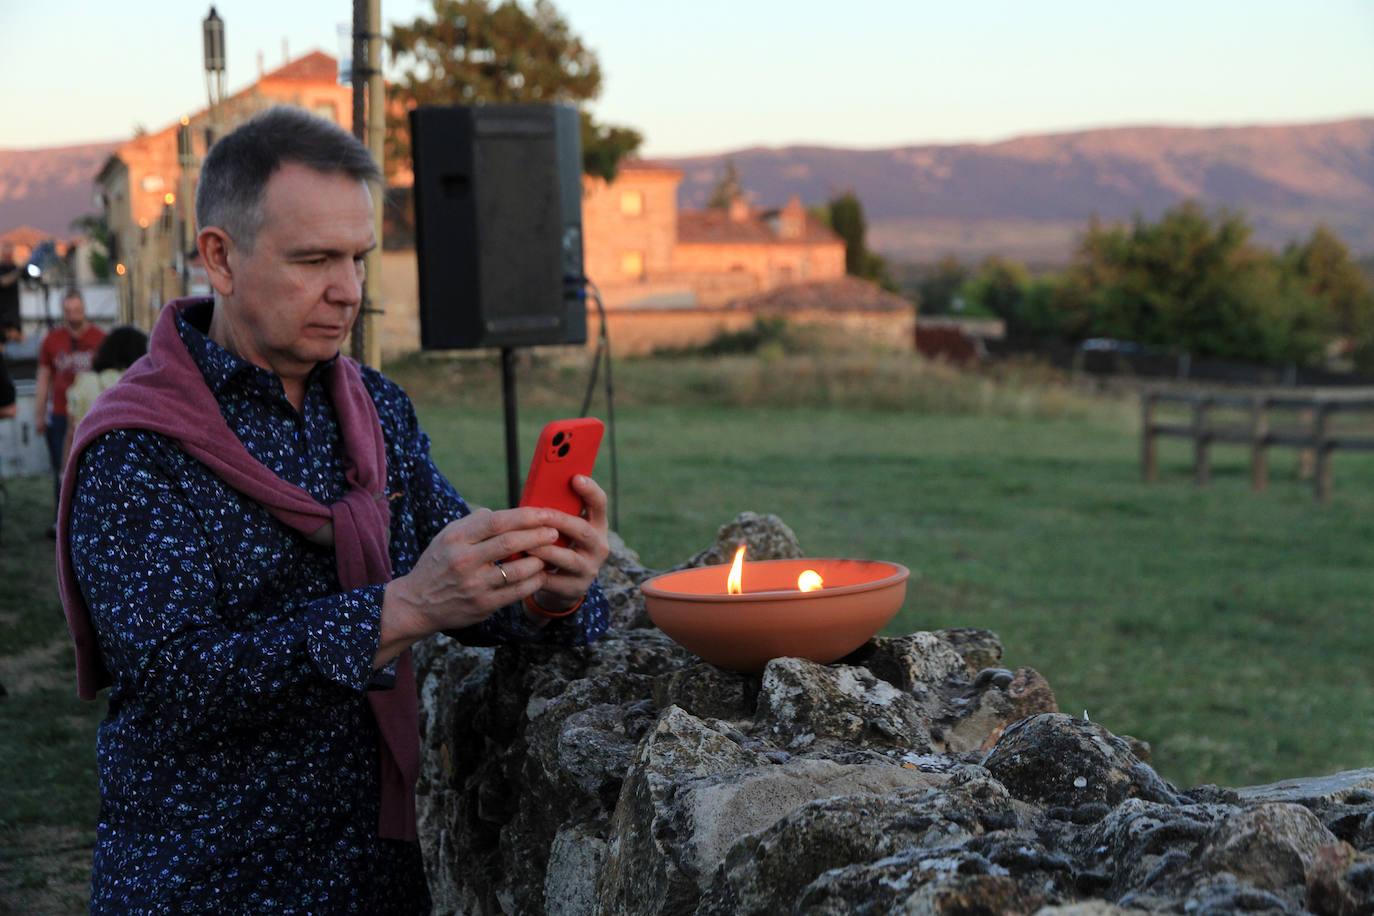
(197, 227), (235, 297)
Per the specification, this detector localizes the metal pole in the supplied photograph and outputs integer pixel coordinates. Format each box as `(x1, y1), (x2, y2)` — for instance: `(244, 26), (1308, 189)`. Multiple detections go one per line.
(501, 347), (521, 508)
(365, 0), (385, 369)
(348, 0), (368, 363)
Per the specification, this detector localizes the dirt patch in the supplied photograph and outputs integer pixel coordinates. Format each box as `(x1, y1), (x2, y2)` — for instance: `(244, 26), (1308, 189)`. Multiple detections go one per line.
(0, 826), (92, 915)
(0, 639), (71, 696)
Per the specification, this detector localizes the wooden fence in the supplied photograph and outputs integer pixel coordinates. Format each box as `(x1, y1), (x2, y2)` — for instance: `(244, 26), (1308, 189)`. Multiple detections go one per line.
(1141, 390), (1374, 502)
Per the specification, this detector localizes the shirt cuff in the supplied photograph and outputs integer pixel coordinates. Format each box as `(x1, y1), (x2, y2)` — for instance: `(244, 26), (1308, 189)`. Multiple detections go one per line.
(302, 584), (386, 693)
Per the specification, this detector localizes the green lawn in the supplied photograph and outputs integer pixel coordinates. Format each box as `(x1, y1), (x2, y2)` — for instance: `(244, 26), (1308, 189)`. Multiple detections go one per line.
(3, 351), (1373, 908)
(402, 354), (1374, 790)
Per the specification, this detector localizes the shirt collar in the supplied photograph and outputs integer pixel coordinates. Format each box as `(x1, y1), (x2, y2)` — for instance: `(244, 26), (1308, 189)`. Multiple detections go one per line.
(174, 298), (339, 399)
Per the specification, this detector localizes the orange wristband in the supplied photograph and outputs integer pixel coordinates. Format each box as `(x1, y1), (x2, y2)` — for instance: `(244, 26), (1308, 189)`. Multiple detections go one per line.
(524, 594), (584, 620)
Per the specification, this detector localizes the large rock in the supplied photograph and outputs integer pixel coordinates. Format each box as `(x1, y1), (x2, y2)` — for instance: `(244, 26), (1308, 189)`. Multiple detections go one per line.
(1198, 803), (1338, 891)
(698, 773), (1028, 915)
(755, 657), (933, 752)
(981, 713), (1182, 809)
(673, 511), (805, 570)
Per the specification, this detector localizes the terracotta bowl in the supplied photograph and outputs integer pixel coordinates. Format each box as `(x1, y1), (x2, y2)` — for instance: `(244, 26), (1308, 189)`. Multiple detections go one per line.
(641, 558), (910, 673)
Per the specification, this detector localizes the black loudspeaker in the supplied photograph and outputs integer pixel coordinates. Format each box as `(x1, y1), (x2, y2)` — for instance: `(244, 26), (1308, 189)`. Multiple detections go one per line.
(410, 103), (585, 350)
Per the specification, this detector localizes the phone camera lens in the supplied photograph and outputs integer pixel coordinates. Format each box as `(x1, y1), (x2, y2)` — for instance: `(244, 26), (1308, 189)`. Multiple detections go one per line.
(557, 443), (571, 458)
(552, 432), (566, 446)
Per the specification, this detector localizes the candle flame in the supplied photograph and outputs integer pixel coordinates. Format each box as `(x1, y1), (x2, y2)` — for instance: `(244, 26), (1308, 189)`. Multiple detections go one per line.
(727, 544), (746, 595)
(797, 569), (824, 592)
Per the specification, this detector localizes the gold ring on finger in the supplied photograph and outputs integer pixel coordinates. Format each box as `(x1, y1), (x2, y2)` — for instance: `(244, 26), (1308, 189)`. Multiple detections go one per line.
(495, 562), (509, 585)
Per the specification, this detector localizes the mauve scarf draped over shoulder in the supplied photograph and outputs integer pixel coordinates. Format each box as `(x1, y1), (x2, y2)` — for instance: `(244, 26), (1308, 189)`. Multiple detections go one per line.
(55, 297), (420, 841)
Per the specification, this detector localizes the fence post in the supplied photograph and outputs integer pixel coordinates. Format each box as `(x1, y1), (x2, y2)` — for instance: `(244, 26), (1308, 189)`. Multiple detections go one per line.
(1141, 392), (1158, 482)
(1193, 396), (1212, 486)
(1298, 407), (1316, 479)
(1249, 396), (1269, 492)
(1314, 403), (1333, 503)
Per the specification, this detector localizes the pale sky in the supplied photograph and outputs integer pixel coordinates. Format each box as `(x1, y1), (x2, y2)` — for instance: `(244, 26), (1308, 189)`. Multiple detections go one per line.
(2, 0), (1372, 155)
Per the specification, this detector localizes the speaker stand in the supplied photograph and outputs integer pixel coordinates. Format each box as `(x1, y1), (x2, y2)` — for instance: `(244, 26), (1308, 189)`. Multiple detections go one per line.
(501, 347), (521, 508)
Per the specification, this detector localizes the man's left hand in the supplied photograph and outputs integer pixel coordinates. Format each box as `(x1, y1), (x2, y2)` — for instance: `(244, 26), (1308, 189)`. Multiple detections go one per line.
(525, 475), (610, 613)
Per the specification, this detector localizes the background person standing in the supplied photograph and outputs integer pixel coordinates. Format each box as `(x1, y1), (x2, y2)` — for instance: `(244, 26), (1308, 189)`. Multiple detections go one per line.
(0, 242), (21, 330)
(34, 288), (104, 531)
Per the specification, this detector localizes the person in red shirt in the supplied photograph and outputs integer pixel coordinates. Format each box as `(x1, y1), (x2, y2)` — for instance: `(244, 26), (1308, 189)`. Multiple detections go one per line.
(35, 288), (105, 529)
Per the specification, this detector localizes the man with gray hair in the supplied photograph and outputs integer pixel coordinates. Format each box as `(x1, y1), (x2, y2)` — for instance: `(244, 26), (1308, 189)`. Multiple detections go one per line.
(59, 106), (610, 912)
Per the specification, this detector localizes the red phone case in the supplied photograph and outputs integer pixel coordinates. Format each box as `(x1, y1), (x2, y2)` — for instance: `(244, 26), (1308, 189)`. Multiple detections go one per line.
(519, 418), (604, 547)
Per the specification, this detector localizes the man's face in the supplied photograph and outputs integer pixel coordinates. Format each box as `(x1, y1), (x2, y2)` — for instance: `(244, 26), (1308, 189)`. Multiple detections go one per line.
(220, 162), (375, 378)
(62, 295), (87, 330)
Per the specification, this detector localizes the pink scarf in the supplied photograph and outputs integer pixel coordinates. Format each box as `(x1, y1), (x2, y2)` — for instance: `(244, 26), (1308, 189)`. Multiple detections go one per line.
(56, 297), (420, 841)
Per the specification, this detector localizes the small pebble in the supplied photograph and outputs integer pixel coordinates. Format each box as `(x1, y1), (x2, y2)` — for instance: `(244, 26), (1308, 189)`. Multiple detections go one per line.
(1073, 776), (1088, 789)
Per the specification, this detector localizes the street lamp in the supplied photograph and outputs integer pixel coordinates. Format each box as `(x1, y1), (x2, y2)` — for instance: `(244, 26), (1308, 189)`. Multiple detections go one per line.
(203, 7), (227, 145)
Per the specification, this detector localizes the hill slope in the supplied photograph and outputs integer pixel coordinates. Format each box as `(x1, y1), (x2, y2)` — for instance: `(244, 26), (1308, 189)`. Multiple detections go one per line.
(660, 119), (1374, 263)
(0, 141), (120, 237)
(4, 119), (1373, 263)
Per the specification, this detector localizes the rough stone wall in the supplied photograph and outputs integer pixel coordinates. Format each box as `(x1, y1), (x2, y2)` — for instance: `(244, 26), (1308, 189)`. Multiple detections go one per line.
(415, 514), (1374, 915)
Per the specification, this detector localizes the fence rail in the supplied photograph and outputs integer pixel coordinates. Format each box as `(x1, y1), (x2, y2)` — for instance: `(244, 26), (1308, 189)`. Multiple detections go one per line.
(1141, 390), (1374, 502)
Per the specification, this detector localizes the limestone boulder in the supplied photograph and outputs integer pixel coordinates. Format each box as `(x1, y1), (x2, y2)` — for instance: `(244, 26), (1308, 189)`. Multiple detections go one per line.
(755, 657), (932, 752)
(982, 713), (1182, 809)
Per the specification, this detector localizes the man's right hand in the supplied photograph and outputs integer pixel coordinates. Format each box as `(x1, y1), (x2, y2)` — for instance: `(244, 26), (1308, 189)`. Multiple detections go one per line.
(374, 508), (561, 668)
(35, 413), (47, 435)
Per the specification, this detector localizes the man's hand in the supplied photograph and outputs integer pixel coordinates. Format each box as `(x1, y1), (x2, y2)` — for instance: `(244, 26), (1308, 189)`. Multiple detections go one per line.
(374, 507), (562, 668)
(525, 475), (611, 613)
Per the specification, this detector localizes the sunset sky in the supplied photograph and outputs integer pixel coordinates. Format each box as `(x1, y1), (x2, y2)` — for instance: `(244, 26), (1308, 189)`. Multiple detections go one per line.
(2, 0), (1372, 154)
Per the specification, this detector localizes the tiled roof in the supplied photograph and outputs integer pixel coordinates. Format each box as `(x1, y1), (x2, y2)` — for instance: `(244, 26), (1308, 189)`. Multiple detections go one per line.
(262, 50), (339, 83)
(678, 208), (838, 246)
(615, 160), (684, 177)
(0, 225), (53, 247)
(727, 276), (913, 313)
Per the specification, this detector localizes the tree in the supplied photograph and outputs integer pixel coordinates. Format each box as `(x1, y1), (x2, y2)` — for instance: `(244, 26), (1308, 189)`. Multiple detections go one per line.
(960, 257), (1027, 319)
(915, 256), (970, 315)
(387, 0), (642, 181)
(1283, 225), (1374, 338)
(825, 191), (895, 291)
(70, 213), (112, 282)
(1051, 203), (1329, 365)
(706, 160), (743, 209)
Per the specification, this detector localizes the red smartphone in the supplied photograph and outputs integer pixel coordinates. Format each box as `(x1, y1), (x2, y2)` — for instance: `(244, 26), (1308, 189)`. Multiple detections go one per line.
(518, 417), (604, 547)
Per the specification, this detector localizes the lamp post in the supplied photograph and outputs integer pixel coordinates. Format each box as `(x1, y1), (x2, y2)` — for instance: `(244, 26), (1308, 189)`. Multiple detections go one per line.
(203, 7), (227, 147)
(176, 117), (195, 294)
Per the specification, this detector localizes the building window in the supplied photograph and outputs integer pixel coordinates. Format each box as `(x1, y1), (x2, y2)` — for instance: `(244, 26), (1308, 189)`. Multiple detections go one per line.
(314, 102), (338, 123)
(620, 190), (644, 217)
(140, 175), (165, 193)
(621, 250), (645, 280)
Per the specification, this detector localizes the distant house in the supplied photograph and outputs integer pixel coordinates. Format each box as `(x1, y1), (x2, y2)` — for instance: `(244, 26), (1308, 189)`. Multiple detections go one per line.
(95, 52), (353, 328)
(581, 164), (846, 309)
(381, 164), (887, 356)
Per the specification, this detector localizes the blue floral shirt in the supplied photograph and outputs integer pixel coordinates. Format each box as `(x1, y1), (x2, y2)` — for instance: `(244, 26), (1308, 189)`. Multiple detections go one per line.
(70, 302), (609, 914)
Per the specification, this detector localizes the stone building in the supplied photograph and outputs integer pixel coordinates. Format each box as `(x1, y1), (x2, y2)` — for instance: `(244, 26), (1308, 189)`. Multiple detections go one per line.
(95, 52), (353, 328)
(379, 164), (879, 357)
(91, 55), (903, 360)
(582, 166), (847, 305)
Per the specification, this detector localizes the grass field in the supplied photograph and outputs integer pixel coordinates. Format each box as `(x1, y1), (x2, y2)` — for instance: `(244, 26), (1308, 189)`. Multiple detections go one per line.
(3, 350), (1373, 910)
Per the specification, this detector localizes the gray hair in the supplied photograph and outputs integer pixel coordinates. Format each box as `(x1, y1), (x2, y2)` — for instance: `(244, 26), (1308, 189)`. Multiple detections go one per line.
(195, 106), (381, 250)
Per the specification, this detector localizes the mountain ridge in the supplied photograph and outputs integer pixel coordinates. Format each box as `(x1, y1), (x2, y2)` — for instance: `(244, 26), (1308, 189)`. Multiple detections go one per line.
(657, 117), (1374, 262)
(2, 118), (1371, 263)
